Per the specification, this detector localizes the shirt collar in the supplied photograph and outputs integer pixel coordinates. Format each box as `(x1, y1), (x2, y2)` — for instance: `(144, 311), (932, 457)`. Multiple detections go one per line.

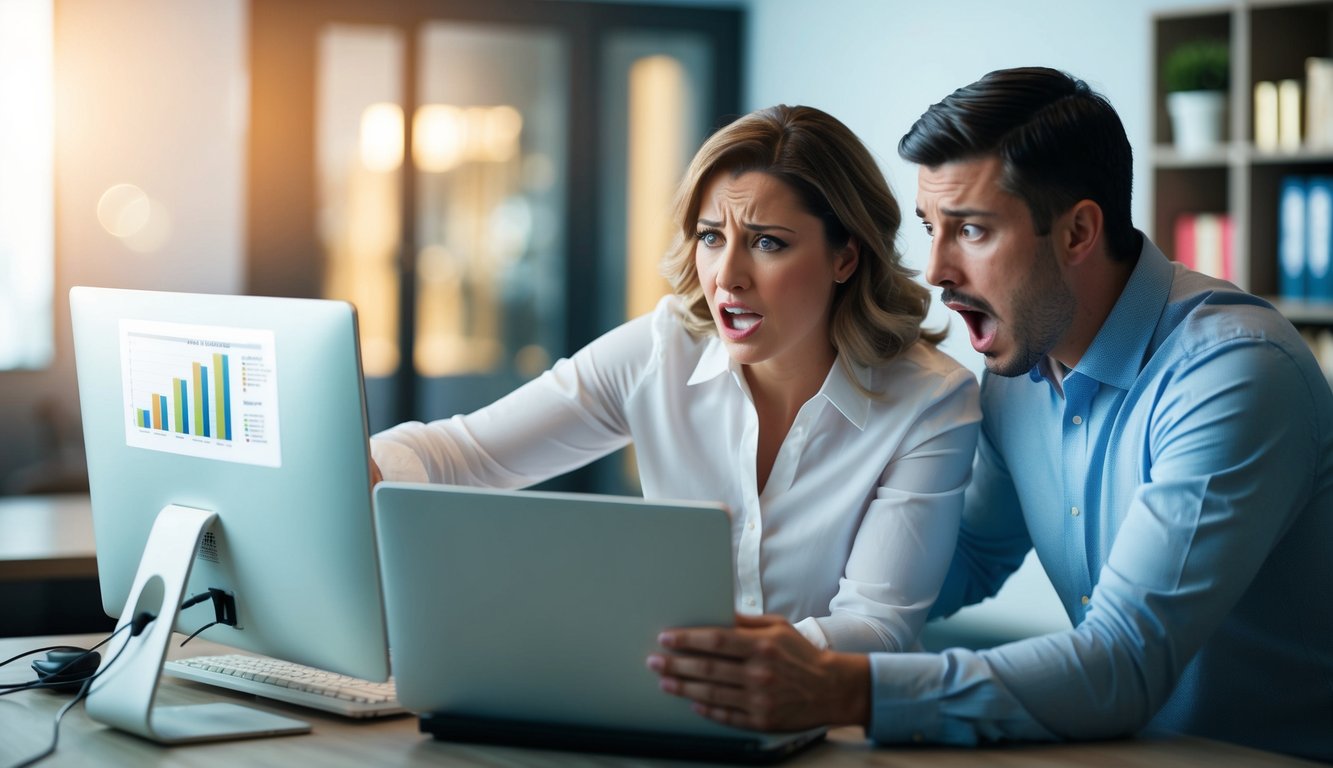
(1030, 233), (1172, 391)
(687, 335), (872, 430)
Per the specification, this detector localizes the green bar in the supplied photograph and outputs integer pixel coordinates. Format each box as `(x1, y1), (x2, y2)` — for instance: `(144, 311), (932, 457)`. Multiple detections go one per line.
(172, 378), (185, 433)
(192, 362), (205, 436)
(213, 353), (228, 441)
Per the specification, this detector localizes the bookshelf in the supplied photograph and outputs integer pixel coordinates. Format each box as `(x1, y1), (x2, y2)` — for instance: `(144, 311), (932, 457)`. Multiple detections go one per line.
(1151, 0), (1333, 318)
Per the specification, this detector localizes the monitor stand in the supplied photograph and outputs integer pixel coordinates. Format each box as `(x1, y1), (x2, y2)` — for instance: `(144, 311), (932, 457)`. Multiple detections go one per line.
(85, 503), (311, 743)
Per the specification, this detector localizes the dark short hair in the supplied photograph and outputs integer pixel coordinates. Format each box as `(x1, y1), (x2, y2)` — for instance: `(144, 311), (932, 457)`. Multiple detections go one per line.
(898, 67), (1139, 261)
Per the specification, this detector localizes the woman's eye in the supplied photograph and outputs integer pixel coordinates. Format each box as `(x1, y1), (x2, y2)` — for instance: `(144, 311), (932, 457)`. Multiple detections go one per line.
(921, 222), (934, 237)
(696, 229), (722, 247)
(754, 235), (785, 252)
(960, 223), (984, 240)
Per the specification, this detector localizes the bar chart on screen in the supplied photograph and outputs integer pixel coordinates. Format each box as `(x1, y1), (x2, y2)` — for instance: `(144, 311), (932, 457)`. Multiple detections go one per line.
(118, 319), (283, 467)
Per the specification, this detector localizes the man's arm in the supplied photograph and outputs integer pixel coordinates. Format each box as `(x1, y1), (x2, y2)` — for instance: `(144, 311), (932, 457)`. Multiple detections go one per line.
(650, 338), (1324, 745)
(929, 400), (1032, 620)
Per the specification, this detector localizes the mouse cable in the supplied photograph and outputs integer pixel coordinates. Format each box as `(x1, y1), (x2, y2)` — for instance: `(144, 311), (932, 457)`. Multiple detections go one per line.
(0, 620), (134, 694)
(5, 623), (143, 768)
(1, 590), (214, 685)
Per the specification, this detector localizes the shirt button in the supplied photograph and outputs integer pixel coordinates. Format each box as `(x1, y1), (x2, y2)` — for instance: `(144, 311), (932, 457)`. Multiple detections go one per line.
(1081, 595), (1090, 606)
(747, 520), (755, 531)
(1072, 415), (1083, 425)
(1071, 506), (1080, 517)
(746, 597), (757, 608)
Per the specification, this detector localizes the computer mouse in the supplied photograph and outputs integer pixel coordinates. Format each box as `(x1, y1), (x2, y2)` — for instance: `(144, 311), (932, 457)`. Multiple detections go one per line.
(31, 648), (101, 694)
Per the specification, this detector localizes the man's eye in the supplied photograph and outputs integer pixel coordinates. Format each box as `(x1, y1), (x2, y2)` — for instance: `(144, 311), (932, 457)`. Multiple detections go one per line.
(920, 222), (934, 237)
(960, 223), (984, 240)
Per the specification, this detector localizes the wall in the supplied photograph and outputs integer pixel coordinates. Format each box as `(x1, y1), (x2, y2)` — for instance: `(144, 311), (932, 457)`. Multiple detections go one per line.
(0, 0), (246, 491)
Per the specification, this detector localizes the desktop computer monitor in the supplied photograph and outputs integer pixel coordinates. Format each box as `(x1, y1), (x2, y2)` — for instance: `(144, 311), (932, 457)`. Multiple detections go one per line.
(69, 286), (389, 743)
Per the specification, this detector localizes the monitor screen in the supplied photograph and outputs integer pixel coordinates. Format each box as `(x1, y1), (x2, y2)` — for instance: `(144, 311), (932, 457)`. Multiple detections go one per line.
(69, 286), (389, 740)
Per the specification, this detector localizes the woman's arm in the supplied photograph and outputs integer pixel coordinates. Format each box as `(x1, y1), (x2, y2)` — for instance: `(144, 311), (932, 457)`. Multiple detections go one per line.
(370, 311), (659, 487)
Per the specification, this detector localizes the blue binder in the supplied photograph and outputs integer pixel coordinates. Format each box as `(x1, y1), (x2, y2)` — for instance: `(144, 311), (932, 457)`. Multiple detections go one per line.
(1279, 176), (1307, 300)
(1306, 176), (1333, 301)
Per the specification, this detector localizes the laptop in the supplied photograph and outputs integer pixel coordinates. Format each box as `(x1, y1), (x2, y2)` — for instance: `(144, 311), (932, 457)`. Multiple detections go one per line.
(371, 482), (826, 763)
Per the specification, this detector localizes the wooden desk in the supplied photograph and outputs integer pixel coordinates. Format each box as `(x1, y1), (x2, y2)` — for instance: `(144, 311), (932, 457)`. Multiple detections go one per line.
(0, 494), (96, 581)
(0, 634), (1321, 768)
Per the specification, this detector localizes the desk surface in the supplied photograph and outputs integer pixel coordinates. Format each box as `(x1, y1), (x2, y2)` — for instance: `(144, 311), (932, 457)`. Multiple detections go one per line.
(0, 634), (1321, 768)
(0, 494), (96, 581)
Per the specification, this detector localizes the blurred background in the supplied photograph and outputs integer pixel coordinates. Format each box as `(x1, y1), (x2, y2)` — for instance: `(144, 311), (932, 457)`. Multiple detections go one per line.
(0, 0), (1246, 640)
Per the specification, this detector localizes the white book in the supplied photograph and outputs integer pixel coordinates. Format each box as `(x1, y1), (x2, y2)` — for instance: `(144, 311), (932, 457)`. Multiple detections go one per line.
(1278, 79), (1303, 151)
(1306, 58), (1333, 148)
(1255, 81), (1279, 152)
(1193, 213), (1223, 280)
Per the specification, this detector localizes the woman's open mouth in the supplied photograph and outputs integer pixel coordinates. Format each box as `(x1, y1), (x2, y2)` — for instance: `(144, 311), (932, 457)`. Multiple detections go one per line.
(719, 304), (762, 340)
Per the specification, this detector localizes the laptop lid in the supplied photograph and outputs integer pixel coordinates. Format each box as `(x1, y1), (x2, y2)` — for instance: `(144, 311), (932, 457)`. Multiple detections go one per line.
(372, 482), (824, 761)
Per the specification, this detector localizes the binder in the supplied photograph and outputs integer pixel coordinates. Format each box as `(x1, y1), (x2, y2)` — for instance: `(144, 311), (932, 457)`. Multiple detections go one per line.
(1307, 176), (1333, 301)
(1174, 213), (1197, 269)
(1220, 214), (1235, 283)
(1279, 176), (1307, 300)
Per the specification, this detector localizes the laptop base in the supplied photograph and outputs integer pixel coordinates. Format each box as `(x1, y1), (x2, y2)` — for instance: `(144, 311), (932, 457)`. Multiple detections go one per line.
(419, 712), (826, 765)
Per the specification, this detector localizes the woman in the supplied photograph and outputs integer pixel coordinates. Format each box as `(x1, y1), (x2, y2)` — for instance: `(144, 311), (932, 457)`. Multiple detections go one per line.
(371, 105), (980, 653)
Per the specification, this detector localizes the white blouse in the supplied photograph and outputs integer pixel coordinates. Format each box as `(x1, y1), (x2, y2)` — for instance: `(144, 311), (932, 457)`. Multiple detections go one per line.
(372, 295), (980, 652)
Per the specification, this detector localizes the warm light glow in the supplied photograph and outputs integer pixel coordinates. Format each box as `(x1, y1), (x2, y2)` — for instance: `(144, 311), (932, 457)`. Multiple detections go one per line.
(97, 183), (152, 238)
(0, 0), (54, 370)
(413, 104), (466, 172)
(413, 104), (523, 171)
(122, 198), (173, 253)
(627, 55), (687, 320)
(360, 102), (404, 172)
(476, 105), (523, 162)
(318, 27), (405, 378)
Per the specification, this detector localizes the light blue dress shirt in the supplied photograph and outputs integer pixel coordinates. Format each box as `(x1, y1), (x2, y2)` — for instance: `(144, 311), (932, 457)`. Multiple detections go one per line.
(867, 236), (1333, 762)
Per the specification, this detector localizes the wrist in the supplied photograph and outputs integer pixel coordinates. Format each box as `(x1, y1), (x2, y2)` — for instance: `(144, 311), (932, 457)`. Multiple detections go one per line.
(820, 650), (872, 728)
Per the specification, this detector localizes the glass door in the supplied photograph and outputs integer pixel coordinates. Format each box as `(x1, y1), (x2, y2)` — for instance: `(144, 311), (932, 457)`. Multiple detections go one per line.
(249, 1), (743, 492)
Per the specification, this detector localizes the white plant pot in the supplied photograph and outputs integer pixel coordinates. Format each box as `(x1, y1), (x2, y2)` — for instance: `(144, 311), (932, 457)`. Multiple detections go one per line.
(1167, 90), (1227, 156)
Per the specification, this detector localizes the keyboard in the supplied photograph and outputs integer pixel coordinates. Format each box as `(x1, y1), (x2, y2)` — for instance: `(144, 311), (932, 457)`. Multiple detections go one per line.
(164, 654), (406, 719)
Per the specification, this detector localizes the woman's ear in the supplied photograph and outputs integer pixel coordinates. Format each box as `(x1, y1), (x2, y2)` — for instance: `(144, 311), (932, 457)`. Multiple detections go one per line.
(834, 237), (860, 283)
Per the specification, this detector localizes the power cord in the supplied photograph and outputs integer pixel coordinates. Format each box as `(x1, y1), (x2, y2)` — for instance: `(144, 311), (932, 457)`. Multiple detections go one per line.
(178, 588), (237, 647)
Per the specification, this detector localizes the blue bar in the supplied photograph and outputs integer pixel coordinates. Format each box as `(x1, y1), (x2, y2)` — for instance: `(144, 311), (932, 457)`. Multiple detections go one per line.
(158, 396), (168, 431)
(200, 364), (211, 438)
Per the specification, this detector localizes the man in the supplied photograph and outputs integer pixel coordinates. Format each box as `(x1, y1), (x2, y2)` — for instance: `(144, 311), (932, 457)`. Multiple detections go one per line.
(646, 67), (1333, 762)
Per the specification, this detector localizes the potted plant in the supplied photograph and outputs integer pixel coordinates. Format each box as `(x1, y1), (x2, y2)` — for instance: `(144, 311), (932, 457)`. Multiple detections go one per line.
(1164, 39), (1230, 155)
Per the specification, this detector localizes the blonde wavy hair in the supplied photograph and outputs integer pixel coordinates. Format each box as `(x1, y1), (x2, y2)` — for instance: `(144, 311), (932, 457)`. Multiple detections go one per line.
(661, 104), (943, 388)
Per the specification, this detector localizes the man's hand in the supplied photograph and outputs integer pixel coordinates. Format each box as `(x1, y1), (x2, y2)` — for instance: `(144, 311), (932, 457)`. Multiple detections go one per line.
(369, 457), (383, 485)
(646, 614), (871, 732)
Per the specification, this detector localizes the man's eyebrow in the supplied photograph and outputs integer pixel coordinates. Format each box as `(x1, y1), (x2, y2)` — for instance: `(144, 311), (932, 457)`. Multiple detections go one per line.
(915, 206), (999, 219)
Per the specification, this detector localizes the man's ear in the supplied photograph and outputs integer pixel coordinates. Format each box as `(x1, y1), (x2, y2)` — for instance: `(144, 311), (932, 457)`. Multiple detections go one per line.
(834, 237), (860, 283)
(1059, 200), (1103, 266)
